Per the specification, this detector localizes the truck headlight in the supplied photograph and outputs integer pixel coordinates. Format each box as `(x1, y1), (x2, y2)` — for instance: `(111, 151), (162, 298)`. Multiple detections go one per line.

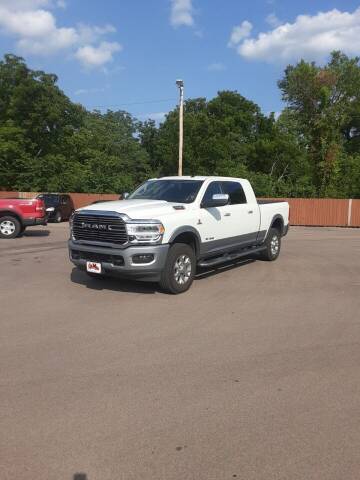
(126, 222), (165, 244)
(46, 207), (55, 212)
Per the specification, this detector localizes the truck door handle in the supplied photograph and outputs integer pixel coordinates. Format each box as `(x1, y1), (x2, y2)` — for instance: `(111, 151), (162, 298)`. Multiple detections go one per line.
(248, 210), (253, 214)
(224, 212), (231, 217)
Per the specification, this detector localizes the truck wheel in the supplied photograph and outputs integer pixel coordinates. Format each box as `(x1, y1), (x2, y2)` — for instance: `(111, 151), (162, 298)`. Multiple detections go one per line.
(259, 227), (281, 261)
(160, 243), (196, 294)
(55, 211), (62, 223)
(0, 216), (21, 239)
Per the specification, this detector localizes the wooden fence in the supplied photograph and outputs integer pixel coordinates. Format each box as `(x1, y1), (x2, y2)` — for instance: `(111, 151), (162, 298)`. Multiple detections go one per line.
(269, 198), (358, 227)
(0, 191), (119, 209)
(1, 190), (359, 227)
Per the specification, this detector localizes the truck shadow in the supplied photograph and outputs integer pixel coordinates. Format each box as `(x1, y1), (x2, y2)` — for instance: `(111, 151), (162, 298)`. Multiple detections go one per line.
(195, 257), (255, 280)
(70, 268), (158, 294)
(70, 257), (256, 294)
(22, 229), (50, 237)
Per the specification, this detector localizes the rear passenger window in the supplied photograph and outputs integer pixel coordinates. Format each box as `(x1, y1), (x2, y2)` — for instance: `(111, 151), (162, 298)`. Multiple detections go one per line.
(221, 182), (247, 204)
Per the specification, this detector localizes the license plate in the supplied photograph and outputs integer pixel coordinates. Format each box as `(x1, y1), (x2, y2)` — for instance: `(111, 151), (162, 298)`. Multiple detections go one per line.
(86, 261), (102, 274)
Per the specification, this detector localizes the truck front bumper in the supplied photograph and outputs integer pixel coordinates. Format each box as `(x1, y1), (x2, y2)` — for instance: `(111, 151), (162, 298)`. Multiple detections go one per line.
(68, 240), (169, 282)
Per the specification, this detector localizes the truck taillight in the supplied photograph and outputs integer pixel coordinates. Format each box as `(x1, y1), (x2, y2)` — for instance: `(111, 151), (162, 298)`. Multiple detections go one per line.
(35, 199), (45, 212)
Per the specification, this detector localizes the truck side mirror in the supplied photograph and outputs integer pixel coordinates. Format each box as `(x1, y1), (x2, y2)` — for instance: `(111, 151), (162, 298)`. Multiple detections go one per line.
(202, 193), (229, 208)
(122, 192), (130, 200)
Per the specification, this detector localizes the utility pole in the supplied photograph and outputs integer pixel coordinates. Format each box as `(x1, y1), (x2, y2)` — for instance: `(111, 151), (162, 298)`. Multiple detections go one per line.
(176, 79), (184, 176)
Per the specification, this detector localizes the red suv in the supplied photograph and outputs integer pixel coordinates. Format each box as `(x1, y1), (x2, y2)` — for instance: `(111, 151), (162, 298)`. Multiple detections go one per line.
(0, 197), (47, 238)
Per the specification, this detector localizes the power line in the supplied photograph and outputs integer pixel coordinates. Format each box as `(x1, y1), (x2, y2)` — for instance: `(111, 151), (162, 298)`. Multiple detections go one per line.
(89, 97), (177, 109)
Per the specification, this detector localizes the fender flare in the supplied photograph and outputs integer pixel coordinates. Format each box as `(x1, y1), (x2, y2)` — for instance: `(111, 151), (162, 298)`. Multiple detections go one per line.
(168, 226), (202, 258)
(0, 209), (23, 226)
(268, 214), (285, 236)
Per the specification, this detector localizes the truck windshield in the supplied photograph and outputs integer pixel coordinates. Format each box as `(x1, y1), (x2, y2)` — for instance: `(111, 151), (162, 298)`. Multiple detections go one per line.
(129, 180), (203, 204)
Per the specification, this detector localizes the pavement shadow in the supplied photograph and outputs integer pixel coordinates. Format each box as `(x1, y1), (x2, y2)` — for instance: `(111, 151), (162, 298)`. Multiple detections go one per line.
(23, 229), (50, 237)
(70, 267), (158, 294)
(73, 474), (87, 480)
(70, 256), (256, 294)
(195, 257), (256, 280)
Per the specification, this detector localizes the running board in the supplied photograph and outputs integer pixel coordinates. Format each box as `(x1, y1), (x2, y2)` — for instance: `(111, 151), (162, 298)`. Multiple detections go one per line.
(197, 245), (266, 268)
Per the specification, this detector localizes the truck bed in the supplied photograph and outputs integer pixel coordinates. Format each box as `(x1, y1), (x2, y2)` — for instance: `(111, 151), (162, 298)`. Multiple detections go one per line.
(257, 199), (286, 204)
(258, 200), (289, 233)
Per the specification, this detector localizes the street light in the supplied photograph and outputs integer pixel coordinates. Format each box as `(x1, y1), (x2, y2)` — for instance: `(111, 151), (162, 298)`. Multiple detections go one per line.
(176, 79), (184, 176)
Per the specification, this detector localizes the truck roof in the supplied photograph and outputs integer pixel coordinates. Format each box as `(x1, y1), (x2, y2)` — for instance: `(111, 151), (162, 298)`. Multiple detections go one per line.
(154, 176), (247, 182)
(37, 193), (63, 196)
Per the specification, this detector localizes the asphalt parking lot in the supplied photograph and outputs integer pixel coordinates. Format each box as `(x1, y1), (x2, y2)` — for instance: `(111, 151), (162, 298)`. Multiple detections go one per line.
(1, 223), (360, 480)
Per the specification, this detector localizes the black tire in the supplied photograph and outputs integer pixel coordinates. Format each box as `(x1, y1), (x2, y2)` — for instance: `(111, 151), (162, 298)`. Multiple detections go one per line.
(54, 211), (62, 223)
(0, 216), (21, 239)
(159, 243), (196, 294)
(20, 225), (27, 234)
(259, 227), (281, 261)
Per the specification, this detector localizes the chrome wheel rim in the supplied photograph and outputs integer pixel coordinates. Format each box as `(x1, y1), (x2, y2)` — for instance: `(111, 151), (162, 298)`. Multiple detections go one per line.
(174, 254), (192, 285)
(0, 220), (16, 235)
(0, 220), (16, 236)
(270, 235), (279, 256)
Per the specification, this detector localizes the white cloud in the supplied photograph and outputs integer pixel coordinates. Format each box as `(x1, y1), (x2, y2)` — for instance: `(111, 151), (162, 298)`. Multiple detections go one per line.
(0, 0), (122, 67)
(0, 0), (50, 8)
(77, 23), (116, 44)
(0, 5), (78, 55)
(207, 62), (226, 71)
(231, 8), (360, 63)
(0, 0), (63, 10)
(228, 20), (252, 48)
(75, 41), (122, 68)
(266, 13), (281, 28)
(170, 0), (194, 27)
(17, 27), (77, 54)
(0, 7), (57, 38)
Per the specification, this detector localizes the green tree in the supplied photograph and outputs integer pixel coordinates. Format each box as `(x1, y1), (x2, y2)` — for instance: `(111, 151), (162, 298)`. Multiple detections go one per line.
(1, 51), (359, 198)
(62, 110), (152, 193)
(140, 91), (307, 197)
(0, 121), (31, 189)
(137, 119), (162, 174)
(278, 51), (360, 195)
(0, 54), (152, 193)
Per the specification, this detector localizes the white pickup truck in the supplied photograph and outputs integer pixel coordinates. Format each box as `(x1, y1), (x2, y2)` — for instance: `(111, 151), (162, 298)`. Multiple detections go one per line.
(69, 176), (289, 293)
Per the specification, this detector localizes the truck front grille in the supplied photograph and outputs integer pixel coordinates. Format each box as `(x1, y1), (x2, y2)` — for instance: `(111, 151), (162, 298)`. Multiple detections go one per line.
(72, 212), (128, 245)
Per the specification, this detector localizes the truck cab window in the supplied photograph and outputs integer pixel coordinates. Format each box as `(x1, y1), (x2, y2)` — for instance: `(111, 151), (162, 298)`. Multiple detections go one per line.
(202, 182), (223, 206)
(221, 181), (247, 204)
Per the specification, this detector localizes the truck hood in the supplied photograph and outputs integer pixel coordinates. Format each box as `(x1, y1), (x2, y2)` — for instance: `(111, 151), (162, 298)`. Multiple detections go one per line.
(77, 199), (187, 220)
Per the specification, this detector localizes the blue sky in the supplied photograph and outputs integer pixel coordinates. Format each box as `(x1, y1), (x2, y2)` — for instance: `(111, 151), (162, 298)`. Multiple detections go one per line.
(1, 0), (360, 121)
